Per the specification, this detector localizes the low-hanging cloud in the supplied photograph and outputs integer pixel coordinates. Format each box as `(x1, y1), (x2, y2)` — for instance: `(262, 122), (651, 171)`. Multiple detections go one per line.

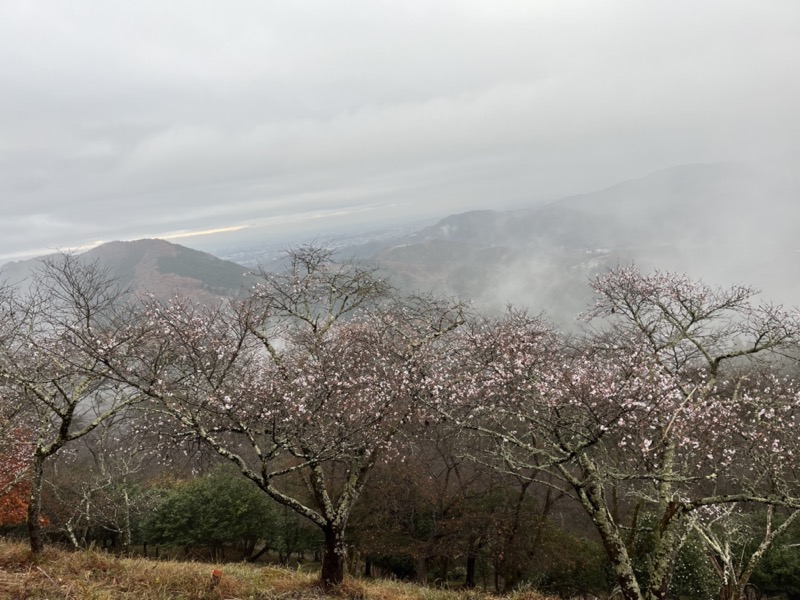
(1, 0), (799, 260)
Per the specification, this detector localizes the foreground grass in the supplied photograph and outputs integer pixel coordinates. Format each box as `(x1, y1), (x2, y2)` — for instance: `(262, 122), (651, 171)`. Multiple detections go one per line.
(0, 540), (554, 600)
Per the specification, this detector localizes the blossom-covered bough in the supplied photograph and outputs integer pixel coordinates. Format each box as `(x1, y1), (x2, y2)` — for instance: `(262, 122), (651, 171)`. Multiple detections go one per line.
(130, 246), (465, 587)
(435, 267), (800, 600)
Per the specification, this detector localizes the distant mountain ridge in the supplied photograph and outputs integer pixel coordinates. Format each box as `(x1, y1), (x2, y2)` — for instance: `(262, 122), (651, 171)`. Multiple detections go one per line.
(410, 162), (785, 248)
(0, 239), (250, 302)
(366, 161), (800, 321)
(3, 161), (797, 324)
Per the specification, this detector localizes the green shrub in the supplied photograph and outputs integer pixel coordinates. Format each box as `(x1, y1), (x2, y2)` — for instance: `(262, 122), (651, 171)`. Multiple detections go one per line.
(142, 470), (277, 558)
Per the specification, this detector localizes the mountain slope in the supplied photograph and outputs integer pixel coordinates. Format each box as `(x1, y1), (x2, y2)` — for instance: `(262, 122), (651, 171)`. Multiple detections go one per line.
(369, 161), (800, 321)
(1, 239), (251, 302)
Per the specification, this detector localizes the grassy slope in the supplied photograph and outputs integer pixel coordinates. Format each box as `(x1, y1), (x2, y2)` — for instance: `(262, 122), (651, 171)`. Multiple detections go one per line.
(0, 540), (553, 600)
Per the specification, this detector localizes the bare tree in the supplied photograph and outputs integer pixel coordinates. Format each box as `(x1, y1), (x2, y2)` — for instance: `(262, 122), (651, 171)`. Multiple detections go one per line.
(45, 415), (160, 552)
(0, 254), (150, 553)
(691, 504), (800, 600)
(0, 282), (35, 497)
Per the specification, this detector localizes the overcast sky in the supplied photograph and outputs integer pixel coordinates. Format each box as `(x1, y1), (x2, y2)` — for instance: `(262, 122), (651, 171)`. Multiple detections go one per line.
(1, 1), (799, 262)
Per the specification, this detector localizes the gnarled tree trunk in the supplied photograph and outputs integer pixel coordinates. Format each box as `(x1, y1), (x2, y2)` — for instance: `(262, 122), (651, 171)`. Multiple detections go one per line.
(26, 453), (45, 554)
(321, 526), (347, 588)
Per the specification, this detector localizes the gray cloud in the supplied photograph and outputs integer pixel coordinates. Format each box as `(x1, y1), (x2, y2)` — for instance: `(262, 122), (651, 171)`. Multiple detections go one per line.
(1, 0), (799, 261)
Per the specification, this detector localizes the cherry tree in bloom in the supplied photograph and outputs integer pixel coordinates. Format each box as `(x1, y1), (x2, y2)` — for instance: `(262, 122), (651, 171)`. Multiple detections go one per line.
(436, 268), (800, 600)
(0, 255), (150, 553)
(134, 246), (464, 587)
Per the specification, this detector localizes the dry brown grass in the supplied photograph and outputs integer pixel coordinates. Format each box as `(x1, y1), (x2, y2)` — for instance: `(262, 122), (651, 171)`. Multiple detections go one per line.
(0, 539), (557, 600)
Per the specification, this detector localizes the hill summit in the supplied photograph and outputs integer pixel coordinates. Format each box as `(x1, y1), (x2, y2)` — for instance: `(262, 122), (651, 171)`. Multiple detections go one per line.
(1, 238), (251, 302)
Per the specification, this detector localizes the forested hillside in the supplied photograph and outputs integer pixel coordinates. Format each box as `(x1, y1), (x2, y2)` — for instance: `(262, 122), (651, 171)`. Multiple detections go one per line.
(0, 238), (249, 302)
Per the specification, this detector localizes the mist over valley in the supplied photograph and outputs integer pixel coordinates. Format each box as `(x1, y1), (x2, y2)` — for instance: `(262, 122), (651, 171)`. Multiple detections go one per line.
(6, 158), (797, 326)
